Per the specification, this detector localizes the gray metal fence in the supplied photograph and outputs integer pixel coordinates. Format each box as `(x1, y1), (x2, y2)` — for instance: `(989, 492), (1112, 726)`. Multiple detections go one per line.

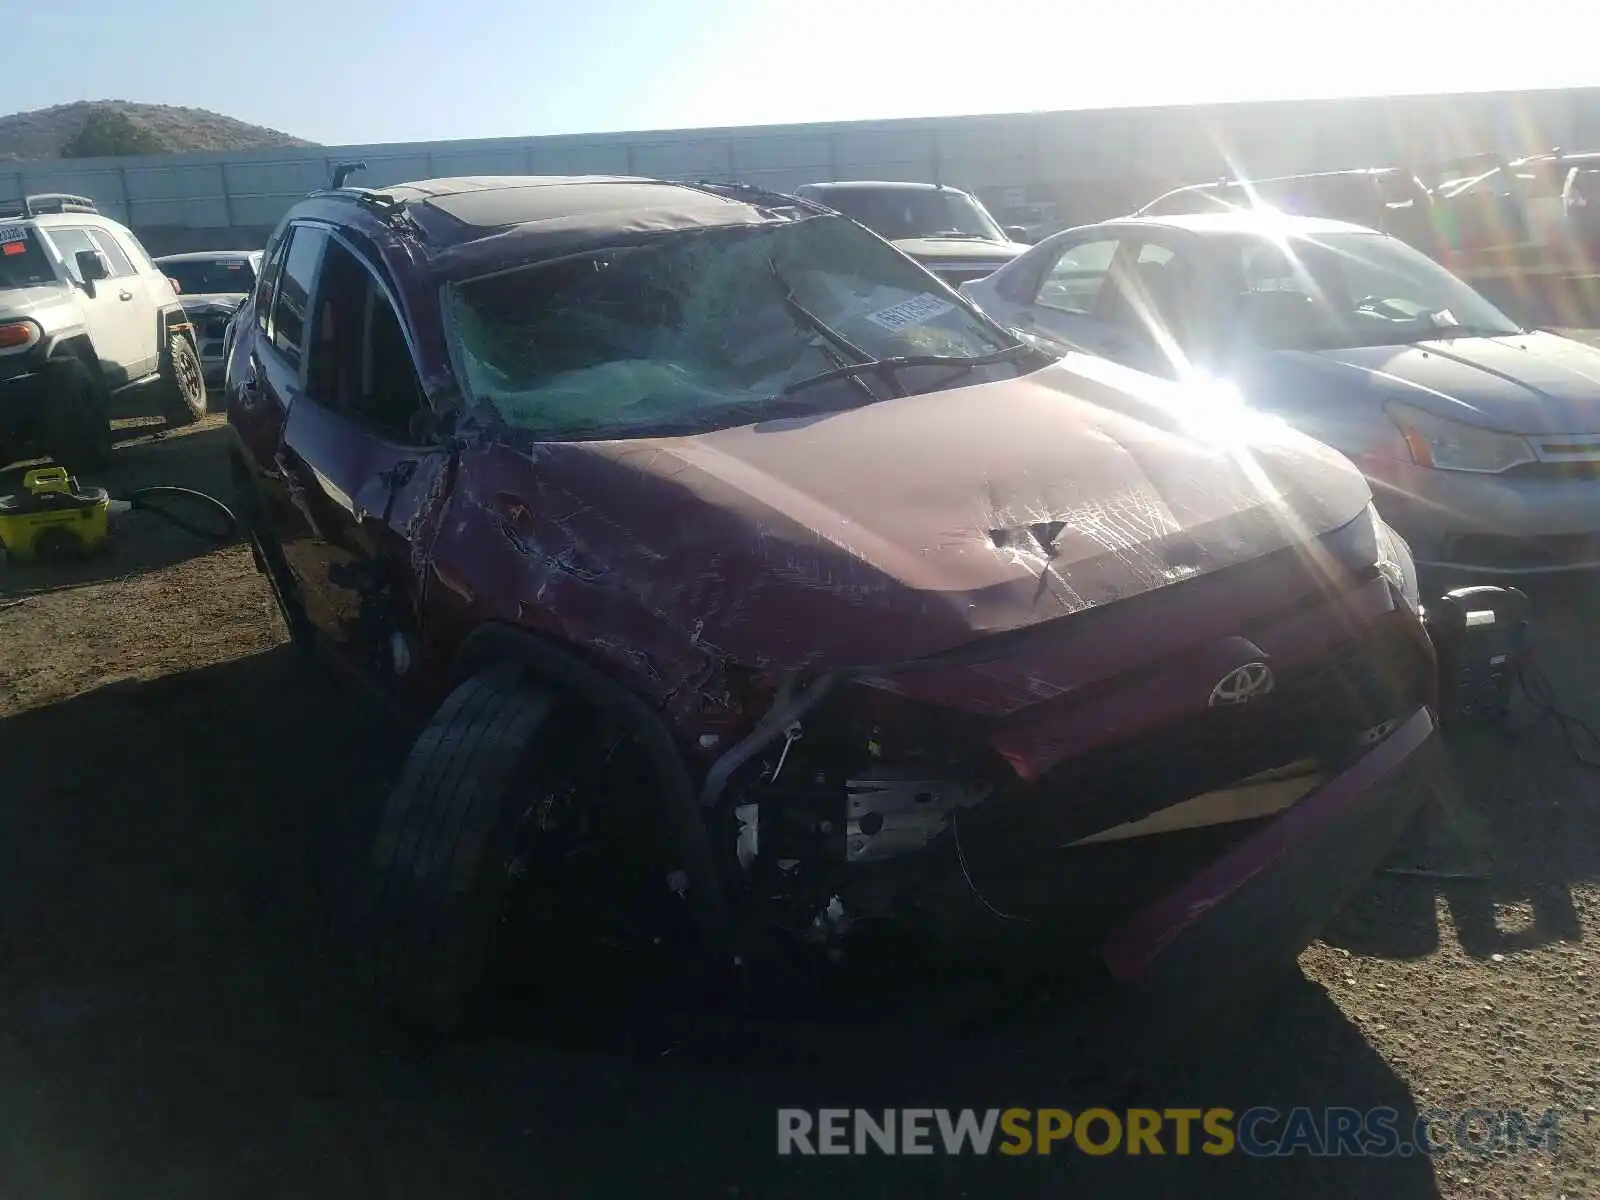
(4, 87), (1595, 252)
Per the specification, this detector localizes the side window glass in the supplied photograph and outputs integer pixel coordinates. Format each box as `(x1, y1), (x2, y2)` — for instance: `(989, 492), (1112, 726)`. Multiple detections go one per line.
(306, 239), (428, 442)
(270, 226), (327, 367)
(1035, 239), (1119, 316)
(111, 228), (159, 274)
(87, 229), (135, 277)
(1125, 242), (1200, 353)
(44, 227), (100, 282)
(1241, 243), (1306, 294)
(254, 231), (291, 335)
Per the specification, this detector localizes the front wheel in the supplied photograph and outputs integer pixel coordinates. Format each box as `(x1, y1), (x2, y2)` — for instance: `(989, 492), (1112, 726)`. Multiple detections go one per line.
(159, 331), (207, 427)
(358, 667), (562, 1035)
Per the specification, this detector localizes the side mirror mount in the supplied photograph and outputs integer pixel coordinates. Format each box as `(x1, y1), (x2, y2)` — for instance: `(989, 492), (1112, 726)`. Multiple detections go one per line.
(1005, 225), (1032, 244)
(75, 249), (109, 284)
(166, 276), (183, 295)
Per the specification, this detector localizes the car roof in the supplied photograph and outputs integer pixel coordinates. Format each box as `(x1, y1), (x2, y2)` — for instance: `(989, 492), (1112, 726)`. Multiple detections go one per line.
(800, 180), (966, 194)
(154, 250), (261, 262)
(1158, 168), (1403, 196)
(315, 174), (791, 253)
(26, 211), (122, 228)
(1107, 211), (1380, 238)
(349, 174), (756, 230)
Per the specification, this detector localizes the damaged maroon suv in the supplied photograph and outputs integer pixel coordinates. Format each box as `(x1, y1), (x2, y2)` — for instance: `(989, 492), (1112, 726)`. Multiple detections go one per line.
(225, 175), (1443, 1033)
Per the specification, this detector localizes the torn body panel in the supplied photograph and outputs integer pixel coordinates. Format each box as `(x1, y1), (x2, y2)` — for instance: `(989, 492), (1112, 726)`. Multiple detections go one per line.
(226, 175), (1443, 1007)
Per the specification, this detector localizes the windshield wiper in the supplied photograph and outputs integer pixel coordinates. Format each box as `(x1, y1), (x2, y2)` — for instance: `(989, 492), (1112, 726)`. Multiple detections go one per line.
(778, 343), (1037, 398)
(766, 259), (897, 400)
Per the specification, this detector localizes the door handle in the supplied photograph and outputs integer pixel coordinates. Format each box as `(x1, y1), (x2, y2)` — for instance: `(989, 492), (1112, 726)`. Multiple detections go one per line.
(118, 289), (134, 301)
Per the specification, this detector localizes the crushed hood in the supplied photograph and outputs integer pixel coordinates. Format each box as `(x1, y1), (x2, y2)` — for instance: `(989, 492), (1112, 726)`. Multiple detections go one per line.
(1288, 330), (1600, 434)
(892, 236), (1029, 264)
(469, 355), (1372, 672)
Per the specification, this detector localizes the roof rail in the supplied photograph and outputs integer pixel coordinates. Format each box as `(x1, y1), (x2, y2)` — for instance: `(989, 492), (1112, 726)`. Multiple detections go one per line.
(0, 193), (100, 219)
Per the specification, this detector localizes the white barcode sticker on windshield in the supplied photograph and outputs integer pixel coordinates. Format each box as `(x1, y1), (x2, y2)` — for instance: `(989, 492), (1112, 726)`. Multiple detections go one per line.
(0, 223), (28, 245)
(864, 293), (954, 332)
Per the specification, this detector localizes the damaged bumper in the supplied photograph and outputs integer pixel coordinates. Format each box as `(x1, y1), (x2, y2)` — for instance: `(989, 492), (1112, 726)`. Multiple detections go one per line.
(1100, 703), (1438, 987)
(818, 704), (1438, 1013)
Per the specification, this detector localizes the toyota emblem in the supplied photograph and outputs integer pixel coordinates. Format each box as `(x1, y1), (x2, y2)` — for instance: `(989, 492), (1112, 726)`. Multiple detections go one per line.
(1208, 661), (1275, 707)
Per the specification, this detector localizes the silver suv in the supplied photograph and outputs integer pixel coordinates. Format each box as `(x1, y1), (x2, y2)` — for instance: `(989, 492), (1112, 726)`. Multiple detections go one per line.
(0, 193), (208, 470)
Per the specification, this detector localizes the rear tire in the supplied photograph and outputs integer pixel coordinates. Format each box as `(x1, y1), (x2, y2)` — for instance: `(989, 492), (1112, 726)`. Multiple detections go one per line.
(46, 360), (113, 473)
(159, 331), (207, 427)
(358, 666), (559, 1036)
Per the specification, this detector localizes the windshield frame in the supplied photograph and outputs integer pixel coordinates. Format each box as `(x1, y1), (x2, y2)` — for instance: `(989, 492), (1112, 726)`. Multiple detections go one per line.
(438, 214), (1023, 442)
(1219, 228), (1524, 352)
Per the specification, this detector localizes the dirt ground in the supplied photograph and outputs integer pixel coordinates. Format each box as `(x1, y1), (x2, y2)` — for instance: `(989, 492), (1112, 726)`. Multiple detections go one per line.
(2, 413), (1599, 1199)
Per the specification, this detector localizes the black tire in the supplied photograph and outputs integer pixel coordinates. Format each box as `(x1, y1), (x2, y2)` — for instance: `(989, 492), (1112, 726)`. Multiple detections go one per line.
(231, 456), (315, 656)
(159, 331), (207, 427)
(46, 360), (113, 473)
(359, 665), (558, 1035)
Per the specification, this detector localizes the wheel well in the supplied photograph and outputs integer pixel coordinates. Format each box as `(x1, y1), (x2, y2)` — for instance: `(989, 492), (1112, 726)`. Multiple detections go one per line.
(157, 308), (198, 358)
(45, 336), (107, 392)
(450, 623), (733, 954)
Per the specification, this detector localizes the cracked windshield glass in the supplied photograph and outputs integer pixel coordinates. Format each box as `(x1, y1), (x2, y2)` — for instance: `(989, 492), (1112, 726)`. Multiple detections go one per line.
(446, 215), (1009, 437)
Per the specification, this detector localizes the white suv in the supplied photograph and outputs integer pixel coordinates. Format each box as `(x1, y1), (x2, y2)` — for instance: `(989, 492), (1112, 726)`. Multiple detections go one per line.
(0, 193), (208, 470)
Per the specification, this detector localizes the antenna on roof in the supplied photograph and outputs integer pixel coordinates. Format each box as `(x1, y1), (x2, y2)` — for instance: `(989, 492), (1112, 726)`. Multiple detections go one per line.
(330, 160), (368, 189)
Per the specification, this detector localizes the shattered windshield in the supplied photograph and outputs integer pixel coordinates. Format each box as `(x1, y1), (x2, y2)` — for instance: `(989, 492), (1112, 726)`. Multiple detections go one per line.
(816, 188), (1007, 241)
(1225, 231), (1522, 350)
(443, 216), (1014, 439)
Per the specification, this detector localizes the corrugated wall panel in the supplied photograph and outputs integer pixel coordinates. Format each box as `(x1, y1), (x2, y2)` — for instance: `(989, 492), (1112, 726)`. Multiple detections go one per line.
(631, 137), (735, 180)
(5, 88), (1599, 246)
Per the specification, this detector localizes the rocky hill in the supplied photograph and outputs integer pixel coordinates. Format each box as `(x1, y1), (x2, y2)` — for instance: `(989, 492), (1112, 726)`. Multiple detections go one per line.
(0, 101), (315, 162)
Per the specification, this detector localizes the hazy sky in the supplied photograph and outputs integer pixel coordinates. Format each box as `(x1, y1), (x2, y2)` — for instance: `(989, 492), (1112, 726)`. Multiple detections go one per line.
(3, 0), (1592, 146)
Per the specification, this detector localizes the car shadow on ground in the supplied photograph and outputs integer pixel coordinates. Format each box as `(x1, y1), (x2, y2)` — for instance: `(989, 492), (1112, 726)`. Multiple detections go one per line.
(1321, 574), (1599, 964)
(0, 647), (1446, 1197)
(0, 417), (241, 598)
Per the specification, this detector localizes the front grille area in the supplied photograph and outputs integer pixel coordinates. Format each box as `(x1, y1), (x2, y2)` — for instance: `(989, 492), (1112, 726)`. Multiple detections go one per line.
(964, 614), (1432, 849)
(1505, 459), (1600, 482)
(1446, 531), (1600, 570)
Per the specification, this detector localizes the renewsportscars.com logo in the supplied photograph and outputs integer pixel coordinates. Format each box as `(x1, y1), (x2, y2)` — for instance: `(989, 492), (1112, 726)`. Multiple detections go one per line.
(777, 1106), (1561, 1158)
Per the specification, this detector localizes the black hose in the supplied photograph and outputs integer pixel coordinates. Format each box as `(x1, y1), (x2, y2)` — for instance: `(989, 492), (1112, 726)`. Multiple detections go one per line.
(1516, 660), (1600, 769)
(125, 485), (238, 543)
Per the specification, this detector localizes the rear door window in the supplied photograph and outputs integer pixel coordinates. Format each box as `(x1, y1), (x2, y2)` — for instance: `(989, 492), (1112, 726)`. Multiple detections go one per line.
(87, 229), (135, 277)
(269, 225), (329, 368)
(43, 227), (101, 282)
(0, 224), (58, 288)
(1035, 238), (1121, 316)
(254, 232), (290, 336)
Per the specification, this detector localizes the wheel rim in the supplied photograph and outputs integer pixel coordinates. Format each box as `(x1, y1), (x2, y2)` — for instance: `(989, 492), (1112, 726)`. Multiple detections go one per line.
(176, 343), (204, 408)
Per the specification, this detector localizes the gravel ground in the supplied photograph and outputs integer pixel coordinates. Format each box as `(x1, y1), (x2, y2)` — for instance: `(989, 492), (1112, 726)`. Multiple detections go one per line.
(1, 414), (1597, 1198)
